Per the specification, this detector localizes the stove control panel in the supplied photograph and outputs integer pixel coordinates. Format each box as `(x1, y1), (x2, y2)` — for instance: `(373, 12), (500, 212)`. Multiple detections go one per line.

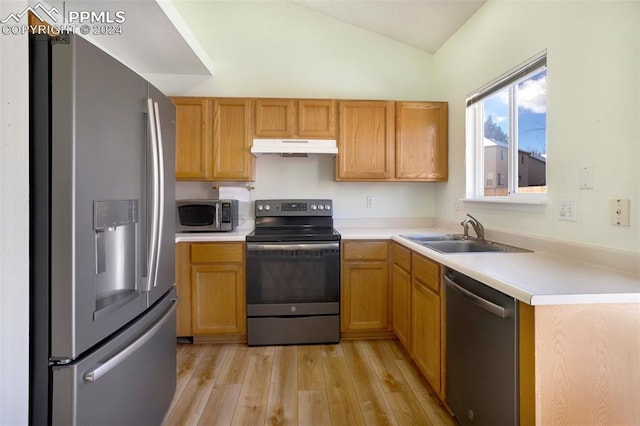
(255, 199), (333, 217)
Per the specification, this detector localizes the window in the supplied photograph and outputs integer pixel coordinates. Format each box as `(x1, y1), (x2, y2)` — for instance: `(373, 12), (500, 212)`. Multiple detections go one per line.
(466, 51), (547, 201)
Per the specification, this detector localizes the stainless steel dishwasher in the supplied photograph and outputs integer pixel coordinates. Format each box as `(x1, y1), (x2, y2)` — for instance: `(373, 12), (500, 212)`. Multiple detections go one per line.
(444, 268), (518, 426)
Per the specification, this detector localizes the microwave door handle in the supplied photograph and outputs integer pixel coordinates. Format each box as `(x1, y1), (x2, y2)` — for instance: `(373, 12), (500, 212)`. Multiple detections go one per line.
(215, 203), (220, 228)
(145, 98), (160, 292)
(152, 101), (164, 288)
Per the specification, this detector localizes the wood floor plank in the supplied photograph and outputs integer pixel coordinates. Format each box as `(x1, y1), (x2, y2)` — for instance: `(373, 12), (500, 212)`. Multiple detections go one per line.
(198, 384), (242, 426)
(164, 344), (229, 426)
(321, 346), (366, 426)
(298, 390), (331, 426)
(297, 345), (324, 391)
(363, 339), (412, 393)
(165, 340), (455, 426)
(265, 346), (298, 425)
(231, 347), (275, 425)
(386, 391), (435, 426)
(396, 359), (456, 426)
(172, 344), (205, 403)
(216, 343), (250, 385)
(341, 340), (398, 425)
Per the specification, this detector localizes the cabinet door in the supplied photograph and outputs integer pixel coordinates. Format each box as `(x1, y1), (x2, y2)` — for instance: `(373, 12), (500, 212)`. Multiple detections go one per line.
(392, 263), (411, 350)
(341, 261), (390, 331)
(173, 97), (211, 180)
(255, 98), (296, 137)
(337, 101), (395, 180)
(191, 263), (246, 335)
(411, 277), (442, 394)
(175, 243), (191, 337)
(395, 102), (448, 181)
(298, 99), (336, 138)
(212, 98), (254, 180)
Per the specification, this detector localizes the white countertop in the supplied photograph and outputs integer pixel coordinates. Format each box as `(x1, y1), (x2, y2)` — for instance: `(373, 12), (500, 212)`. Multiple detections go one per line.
(175, 226), (253, 243)
(175, 225), (640, 306)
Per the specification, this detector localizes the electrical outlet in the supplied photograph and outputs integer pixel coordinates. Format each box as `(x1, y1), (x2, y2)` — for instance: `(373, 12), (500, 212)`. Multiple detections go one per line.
(366, 196), (373, 208)
(558, 200), (577, 222)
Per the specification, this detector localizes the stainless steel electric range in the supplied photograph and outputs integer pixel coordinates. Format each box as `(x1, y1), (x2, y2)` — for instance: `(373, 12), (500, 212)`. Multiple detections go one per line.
(245, 199), (341, 346)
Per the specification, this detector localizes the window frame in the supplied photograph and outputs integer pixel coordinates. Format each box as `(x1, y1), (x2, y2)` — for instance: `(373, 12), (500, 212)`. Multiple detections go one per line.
(465, 51), (548, 204)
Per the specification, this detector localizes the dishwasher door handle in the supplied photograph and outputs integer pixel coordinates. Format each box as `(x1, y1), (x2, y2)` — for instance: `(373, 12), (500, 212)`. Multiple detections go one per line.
(444, 274), (512, 319)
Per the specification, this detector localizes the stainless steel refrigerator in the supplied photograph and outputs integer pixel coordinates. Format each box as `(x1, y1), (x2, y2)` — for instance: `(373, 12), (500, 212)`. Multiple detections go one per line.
(29, 33), (177, 425)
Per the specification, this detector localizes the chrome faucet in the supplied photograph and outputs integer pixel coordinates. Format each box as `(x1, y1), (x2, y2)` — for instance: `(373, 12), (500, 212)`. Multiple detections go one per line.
(460, 214), (485, 240)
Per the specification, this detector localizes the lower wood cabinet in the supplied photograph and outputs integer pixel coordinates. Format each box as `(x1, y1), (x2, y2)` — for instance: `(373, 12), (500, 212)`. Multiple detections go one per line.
(175, 242), (246, 340)
(411, 253), (443, 395)
(341, 240), (393, 338)
(391, 242), (412, 349)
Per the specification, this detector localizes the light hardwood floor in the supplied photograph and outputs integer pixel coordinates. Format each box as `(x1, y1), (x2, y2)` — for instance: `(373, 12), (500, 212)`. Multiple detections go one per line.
(163, 339), (456, 426)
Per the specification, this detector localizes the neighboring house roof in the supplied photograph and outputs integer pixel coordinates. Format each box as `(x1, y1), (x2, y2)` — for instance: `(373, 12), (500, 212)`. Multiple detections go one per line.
(483, 137), (546, 163)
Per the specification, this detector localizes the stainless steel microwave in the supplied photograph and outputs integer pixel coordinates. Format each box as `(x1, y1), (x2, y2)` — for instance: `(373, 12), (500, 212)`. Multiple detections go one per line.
(176, 199), (239, 232)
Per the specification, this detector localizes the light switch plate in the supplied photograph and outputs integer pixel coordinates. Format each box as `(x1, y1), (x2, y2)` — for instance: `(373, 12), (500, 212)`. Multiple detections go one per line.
(579, 164), (594, 189)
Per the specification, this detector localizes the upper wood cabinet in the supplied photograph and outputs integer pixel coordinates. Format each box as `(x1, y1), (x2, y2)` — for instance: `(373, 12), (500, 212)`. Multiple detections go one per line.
(172, 97), (254, 181)
(173, 97), (211, 180)
(254, 99), (296, 137)
(298, 99), (336, 138)
(337, 101), (395, 180)
(255, 98), (336, 138)
(212, 98), (254, 180)
(396, 102), (448, 181)
(337, 100), (448, 182)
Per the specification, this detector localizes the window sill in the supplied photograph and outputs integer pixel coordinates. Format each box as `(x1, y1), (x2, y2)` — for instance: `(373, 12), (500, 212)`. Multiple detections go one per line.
(462, 196), (548, 206)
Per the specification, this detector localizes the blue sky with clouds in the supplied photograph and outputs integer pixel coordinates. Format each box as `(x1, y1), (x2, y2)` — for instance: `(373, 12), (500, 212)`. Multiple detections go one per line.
(484, 70), (547, 155)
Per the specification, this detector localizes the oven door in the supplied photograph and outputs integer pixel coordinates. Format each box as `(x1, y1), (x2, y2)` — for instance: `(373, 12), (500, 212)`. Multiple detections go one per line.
(246, 241), (340, 316)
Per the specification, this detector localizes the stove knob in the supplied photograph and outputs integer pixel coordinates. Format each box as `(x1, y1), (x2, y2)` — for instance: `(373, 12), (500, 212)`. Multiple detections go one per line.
(310, 204), (317, 210)
(318, 205), (324, 210)
(264, 205), (271, 211)
(257, 204), (263, 211)
(324, 204), (331, 210)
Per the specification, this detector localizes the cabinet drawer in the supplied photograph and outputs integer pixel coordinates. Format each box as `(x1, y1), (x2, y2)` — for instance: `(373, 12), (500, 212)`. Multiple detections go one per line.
(391, 242), (411, 272)
(190, 242), (244, 264)
(343, 241), (389, 261)
(412, 253), (440, 293)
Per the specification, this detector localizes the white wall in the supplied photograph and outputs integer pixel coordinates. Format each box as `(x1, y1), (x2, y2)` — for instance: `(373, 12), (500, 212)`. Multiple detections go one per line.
(177, 155), (436, 220)
(168, 0), (438, 220)
(0, 1), (29, 424)
(433, 1), (640, 253)
(160, 1), (434, 99)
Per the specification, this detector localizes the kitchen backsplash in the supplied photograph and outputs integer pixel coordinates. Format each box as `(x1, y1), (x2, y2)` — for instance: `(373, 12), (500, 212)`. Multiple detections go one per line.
(175, 155), (437, 220)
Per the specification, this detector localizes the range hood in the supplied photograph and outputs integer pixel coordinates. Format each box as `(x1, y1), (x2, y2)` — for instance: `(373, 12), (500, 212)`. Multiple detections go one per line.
(251, 138), (338, 155)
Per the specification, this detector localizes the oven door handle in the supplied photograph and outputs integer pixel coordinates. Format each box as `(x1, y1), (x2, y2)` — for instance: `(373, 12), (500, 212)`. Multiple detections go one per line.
(247, 242), (339, 251)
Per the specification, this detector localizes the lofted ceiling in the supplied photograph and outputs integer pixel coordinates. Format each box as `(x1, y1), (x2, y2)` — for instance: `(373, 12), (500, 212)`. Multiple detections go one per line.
(30, 0), (486, 77)
(292, 0), (487, 54)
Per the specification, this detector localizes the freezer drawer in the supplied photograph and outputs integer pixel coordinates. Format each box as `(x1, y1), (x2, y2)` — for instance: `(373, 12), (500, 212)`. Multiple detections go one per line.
(52, 289), (177, 426)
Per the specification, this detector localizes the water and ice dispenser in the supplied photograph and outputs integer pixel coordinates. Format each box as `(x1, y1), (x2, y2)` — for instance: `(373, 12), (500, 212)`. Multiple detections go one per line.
(93, 200), (139, 318)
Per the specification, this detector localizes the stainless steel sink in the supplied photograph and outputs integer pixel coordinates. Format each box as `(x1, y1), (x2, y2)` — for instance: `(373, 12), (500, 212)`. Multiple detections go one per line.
(401, 233), (465, 242)
(400, 234), (532, 254)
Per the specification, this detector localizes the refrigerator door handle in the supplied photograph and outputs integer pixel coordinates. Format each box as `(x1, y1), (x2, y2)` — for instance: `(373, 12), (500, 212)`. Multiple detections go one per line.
(145, 98), (160, 292)
(83, 298), (177, 383)
(152, 101), (164, 289)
